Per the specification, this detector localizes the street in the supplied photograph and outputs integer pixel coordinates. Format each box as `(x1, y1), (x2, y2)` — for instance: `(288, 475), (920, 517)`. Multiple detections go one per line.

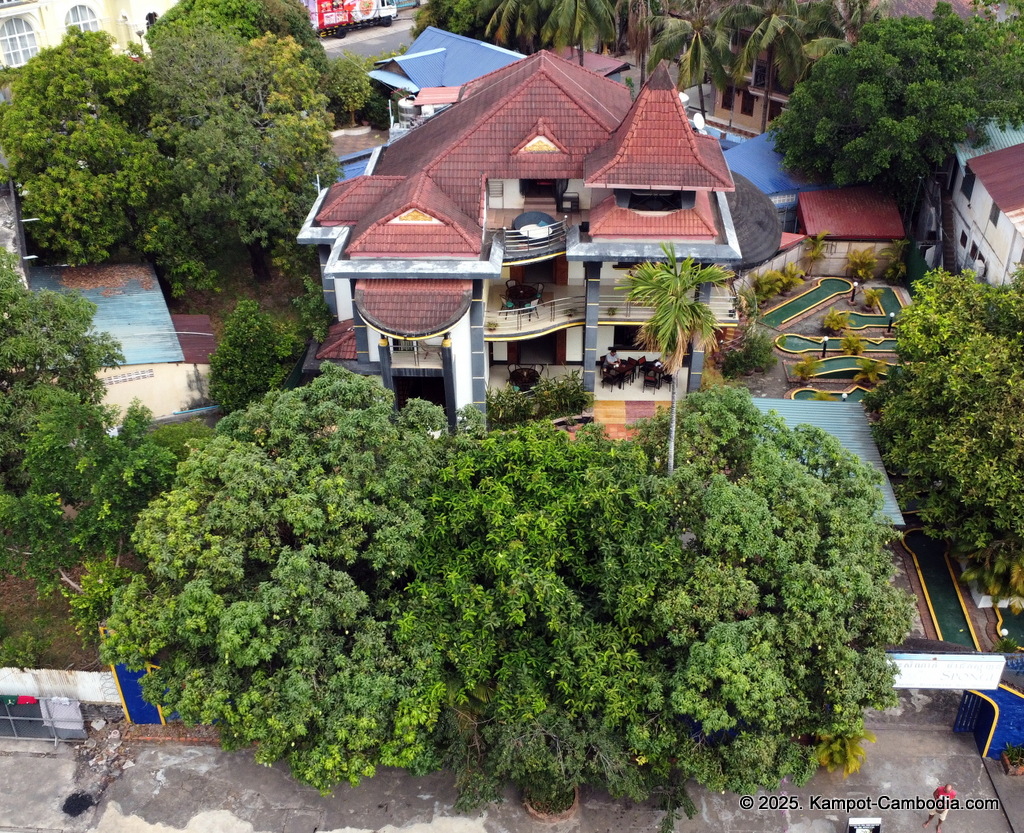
(321, 12), (419, 59)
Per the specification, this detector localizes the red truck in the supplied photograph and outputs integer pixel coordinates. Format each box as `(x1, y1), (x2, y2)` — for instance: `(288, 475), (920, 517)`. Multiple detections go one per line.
(303, 0), (398, 38)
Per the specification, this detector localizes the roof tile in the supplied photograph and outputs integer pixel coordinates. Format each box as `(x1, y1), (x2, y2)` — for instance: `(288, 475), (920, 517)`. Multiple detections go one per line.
(354, 279), (473, 337)
(797, 187), (904, 240)
(588, 193), (719, 239)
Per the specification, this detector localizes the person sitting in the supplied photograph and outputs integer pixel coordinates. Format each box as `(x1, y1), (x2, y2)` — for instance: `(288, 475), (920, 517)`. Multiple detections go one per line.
(602, 348), (620, 367)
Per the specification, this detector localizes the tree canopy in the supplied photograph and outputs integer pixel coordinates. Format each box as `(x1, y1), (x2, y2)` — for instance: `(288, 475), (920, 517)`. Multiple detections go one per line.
(867, 268), (1024, 556)
(105, 374), (911, 807)
(770, 6), (1024, 194)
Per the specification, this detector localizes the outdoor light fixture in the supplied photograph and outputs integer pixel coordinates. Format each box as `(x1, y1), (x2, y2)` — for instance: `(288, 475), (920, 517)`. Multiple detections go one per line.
(850, 281), (859, 302)
(842, 392), (848, 401)
(887, 312), (895, 332)
(821, 336), (829, 357)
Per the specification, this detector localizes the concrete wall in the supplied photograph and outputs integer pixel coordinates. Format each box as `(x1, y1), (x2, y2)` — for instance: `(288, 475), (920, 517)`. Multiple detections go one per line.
(100, 362), (211, 420)
(0, 668), (121, 704)
(951, 163), (1024, 285)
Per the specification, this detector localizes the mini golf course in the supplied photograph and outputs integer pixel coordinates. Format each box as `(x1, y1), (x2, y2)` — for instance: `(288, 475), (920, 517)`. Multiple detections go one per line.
(790, 386), (869, 401)
(761, 278), (852, 328)
(904, 528), (979, 649)
(776, 334), (898, 354)
(792, 355), (890, 380)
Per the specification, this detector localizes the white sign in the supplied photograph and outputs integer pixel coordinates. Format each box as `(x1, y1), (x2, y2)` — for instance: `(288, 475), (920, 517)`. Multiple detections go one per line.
(890, 653), (1005, 690)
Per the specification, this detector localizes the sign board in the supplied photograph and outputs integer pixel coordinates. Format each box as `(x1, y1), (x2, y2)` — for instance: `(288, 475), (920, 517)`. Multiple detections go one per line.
(890, 653), (1004, 690)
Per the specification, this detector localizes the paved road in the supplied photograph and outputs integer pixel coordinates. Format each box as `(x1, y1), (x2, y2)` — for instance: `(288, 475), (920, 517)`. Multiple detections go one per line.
(321, 12), (418, 60)
(2, 690), (1021, 833)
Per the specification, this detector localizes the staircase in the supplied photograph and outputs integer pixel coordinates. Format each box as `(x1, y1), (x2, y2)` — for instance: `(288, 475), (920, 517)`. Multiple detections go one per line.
(939, 185), (959, 274)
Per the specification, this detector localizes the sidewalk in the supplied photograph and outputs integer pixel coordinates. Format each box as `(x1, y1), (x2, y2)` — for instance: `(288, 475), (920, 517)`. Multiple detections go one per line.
(1, 695), (1017, 833)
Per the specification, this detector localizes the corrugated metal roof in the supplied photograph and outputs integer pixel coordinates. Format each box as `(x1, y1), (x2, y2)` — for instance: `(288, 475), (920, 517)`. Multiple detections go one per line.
(968, 143), (1024, 234)
(414, 86), (462, 106)
(797, 187), (905, 240)
(170, 314), (216, 364)
(955, 122), (1024, 165)
(751, 398), (905, 526)
(338, 148), (375, 181)
(29, 265), (184, 366)
(724, 132), (833, 197)
(368, 69), (418, 92)
(375, 26), (522, 90)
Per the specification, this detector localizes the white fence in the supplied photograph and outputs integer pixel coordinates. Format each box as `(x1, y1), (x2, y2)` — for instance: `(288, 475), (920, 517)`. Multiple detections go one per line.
(0, 668), (121, 704)
(744, 239), (895, 283)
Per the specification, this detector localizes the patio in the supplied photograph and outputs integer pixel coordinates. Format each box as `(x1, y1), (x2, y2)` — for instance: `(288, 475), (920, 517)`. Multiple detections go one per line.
(487, 363), (680, 403)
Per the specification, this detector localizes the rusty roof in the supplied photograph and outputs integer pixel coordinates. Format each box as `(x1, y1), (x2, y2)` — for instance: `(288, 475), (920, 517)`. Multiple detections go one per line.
(354, 279), (473, 338)
(316, 319), (357, 361)
(170, 315), (216, 364)
(797, 186), (904, 240)
(969, 143), (1024, 234)
(584, 64), (734, 191)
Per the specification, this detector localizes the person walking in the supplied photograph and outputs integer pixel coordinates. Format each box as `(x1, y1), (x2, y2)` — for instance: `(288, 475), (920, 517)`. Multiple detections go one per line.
(923, 783), (956, 832)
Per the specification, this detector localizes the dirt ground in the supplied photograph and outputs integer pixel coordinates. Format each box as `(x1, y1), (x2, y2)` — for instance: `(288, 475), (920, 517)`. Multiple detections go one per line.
(0, 574), (100, 670)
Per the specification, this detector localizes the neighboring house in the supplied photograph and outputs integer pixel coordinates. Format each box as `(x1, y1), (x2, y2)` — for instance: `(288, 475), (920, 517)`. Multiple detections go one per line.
(948, 124), (1024, 284)
(795, 186), (905, 276)
(0, 0), (175, 68)
(723, 131), (833, 232)
(298, 53), (781, 422)
(27, 264), (215, 418)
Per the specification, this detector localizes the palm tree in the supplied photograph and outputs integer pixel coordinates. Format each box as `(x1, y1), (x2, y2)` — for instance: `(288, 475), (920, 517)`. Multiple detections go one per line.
(803, 229), (830, 274)
(648, 0), (732, 115)
(543, 0), (616, 64)
(960, 537), (1024, 612)
(622, 242), (733, 475)
(485, 0), (550, 52)
(618, 0), (654, 85)
(853, 357), (887, 385)
(803, 0), (889, 57)
(726, 0), (829, 133)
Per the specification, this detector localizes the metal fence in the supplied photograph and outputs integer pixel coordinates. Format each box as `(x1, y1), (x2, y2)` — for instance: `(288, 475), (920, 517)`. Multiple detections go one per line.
(0, 697), (87, 744)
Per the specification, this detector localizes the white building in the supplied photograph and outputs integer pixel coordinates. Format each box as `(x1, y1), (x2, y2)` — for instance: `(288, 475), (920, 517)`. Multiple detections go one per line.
(0, 0), (175, 67)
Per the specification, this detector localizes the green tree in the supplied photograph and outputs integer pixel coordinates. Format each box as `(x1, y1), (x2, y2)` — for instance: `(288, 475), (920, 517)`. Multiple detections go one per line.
(0, 252), (123, 492)
(543, 0), (616, 63)
(649, 0), (732, 115)
(326, 53), (374, 128)
(418, 0), (489, 40)
(771, 7), (1024, 194)
(104, 367), (449, 790)
(867, 268), (1024, 570)
(621, 243), (733, 474)
(209, 300), (301, 414)
(146, 0), (329, 74)
(0, 29), (166, 265)
(0, 396), (175, 592)
(145, 29), (338, 286)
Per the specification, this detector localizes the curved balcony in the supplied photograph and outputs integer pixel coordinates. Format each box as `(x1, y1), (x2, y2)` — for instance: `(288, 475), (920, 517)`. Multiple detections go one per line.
(499, 221), (568, 265)
(485, 295), (585, 340)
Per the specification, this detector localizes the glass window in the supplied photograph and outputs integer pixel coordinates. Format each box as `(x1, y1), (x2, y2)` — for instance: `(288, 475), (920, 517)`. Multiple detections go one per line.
(66, 5), (101, 32)
(0, 18), (38, 68)
(741, 89), (756, 117)
(990, 201), (1000, 227)
(960, 171), (975, 200)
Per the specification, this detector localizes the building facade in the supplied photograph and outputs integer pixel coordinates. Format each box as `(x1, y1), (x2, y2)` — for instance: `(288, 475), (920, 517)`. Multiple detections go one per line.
(0, 0), (174, 67)
(299, 53), (781, 421)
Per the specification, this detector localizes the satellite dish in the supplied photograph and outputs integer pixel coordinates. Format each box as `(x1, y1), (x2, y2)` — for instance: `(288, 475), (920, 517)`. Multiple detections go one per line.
(678, 92), (690, 106)
(693, 112), (706, 132)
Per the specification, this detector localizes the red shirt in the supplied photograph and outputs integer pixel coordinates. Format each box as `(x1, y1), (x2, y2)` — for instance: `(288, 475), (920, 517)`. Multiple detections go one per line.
(934, 786), (957, 802)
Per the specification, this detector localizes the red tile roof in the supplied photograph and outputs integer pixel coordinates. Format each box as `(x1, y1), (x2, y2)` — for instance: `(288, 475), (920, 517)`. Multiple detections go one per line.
(969, 144), (1024, 232)
(317, 177), (406, 226)
(354, 279), (473, 338)
(554, 47), (631, 78)
(316, 319), (357, 361)
(584, 64), (734, 191)
(588, 192), (719, 239)
(374, 51), (633, 222)
(414, 86), (463, 106)
(797, 187), (905, 240)
(346, 173), (481, 258)
(170, 314), (216, 364)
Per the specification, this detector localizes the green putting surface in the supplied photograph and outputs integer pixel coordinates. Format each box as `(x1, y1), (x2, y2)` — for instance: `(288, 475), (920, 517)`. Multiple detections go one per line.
(791, 387), (868, 401)
(904, 529), (978, 649)
(761, 278), (852, 328)
(776, 335), (898, 353)
(997, 607), (1024, 645)
(846, 289), (906, 329)
(795, 356), (890, 380)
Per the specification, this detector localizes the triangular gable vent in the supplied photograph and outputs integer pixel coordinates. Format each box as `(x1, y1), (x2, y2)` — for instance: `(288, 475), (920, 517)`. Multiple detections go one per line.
(519, 135), (562, 153)
(389, 208), (443, 224)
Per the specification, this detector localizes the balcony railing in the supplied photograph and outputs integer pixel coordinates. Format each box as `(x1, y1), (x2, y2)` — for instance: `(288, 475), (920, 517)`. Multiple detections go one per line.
(485, 295), (585, 339)
(500, 221), (569, 265)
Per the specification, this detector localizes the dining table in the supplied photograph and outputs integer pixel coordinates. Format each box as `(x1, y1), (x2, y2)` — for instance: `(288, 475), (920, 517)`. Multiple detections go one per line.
(507, 283), (540, 304)
(509, 367), (541, 391)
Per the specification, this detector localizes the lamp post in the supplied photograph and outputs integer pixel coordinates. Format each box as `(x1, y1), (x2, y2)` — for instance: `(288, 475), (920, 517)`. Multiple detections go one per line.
(850, 281), (859, 303)
(821, 336), (829, 358)
(887, 312), (895, 332)
(841, 392), (848, 401)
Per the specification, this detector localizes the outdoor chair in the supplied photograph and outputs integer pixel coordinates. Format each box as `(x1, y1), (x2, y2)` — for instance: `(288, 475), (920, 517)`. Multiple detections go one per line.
(642, 369), (662, 393)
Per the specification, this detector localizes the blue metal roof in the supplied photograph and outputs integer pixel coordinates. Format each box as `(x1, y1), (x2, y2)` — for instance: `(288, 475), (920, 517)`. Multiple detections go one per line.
(955, 122), (1024, 165)
(725, 132), (833, 198)
(751, 398), (905, 526)
(375, 26), (523, 90)
(338, 148), (375, 181)
(368, 68), (418, 92)
(29, 266), (184, 366)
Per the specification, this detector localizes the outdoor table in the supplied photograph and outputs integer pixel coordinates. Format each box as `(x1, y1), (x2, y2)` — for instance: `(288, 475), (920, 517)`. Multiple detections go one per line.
(513, 211), (556, 231)
(509, 367), (540, 390)
(507, 283), (540, 304)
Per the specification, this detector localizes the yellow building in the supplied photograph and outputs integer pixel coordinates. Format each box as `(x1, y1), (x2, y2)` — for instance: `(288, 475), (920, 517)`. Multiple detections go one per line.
(0, 0), (176, 67)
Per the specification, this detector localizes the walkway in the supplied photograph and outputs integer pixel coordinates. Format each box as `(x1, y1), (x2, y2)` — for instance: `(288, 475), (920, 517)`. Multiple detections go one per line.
(904, 528), (980, 649)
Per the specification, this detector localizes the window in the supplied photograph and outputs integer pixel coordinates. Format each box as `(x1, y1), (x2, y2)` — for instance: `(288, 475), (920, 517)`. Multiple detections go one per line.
(720, 86), (734, 111)
(767, 99), (784, 123)
(752, 63), (767, 89)
(613, 325), (641, 349)
(66, 5), (101, 32)
(960, 171), (976, 200)
(990, 201), (1001, 228)
(969, 242), (979, 260)
(959, 231), (968, 248)
(741, 89), (756, 117)
(0, 18), (38, 68)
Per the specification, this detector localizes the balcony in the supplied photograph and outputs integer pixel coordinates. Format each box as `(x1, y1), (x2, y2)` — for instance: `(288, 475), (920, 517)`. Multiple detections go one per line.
(485, 293), (585, 340)
(498, 221), (569, 265)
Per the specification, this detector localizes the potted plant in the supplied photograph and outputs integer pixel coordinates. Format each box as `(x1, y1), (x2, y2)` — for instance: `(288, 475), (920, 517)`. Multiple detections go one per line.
(815, 728), (876, 777)
(880, 238), (910, 285)
(841, 332), (866, 356)
(565, 307), (578, 318)
(606, 306), (619, 317)
(846, 248), (878, 282)
(791, 356), (823, 382)
(822, 307), (851, 334)
(486, 320), (499, 331)
(809, 390), (837, 401)
(1001, 743), (1024, 776)
(862, 287), (883, 312)
(853, 357), (888, 385)
(803, 230), (829, 274)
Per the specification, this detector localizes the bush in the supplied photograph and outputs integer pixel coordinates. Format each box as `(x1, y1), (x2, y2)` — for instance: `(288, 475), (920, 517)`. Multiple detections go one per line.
(485, 385), (536, 429)
(822, 307), (851, 334)
(149, 420), (214, 462)
(209, 300), (302, 414)
(841, 332), (866, 355)
(0, 628), (47, 668)
(533, 372), (592, 420)
(359, 86), (393, 131)
(721, 330), (777, 378)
